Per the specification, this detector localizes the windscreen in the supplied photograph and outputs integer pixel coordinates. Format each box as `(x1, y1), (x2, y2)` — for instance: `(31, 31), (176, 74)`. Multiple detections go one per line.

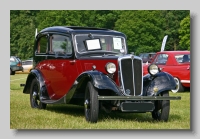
(75, 34), (126, 55)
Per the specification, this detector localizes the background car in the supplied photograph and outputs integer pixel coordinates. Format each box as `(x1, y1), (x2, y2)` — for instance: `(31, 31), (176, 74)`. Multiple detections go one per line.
(22, 60), (33, 73)
(10, 56), (23, 75)
(143, 51), (190, 93)
(139, 52), (156, 63)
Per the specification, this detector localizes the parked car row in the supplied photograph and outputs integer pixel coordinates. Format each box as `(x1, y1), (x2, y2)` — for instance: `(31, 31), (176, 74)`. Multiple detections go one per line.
(143, 51), (190, 93)
(10, 56), (23, 75)
(10, 56), (33, 75)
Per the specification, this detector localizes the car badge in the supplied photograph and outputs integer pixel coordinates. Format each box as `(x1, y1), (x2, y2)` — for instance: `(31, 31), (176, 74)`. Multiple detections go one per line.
(125, 89), (131, 95)
(153, 86), (158, 93)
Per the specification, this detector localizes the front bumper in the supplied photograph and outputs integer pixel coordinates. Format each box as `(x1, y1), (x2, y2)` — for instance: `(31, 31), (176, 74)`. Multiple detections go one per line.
(12, 66), (23, 72)
(98, 95), (181, 112)
(98, 96), (181, 100)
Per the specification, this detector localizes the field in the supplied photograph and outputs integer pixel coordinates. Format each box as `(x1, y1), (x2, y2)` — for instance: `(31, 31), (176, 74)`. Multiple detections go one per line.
(10, 74), (190, 129)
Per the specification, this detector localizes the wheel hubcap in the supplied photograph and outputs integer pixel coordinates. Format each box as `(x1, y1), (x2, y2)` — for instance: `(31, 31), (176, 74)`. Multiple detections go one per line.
(33, 91), (37, 100)
(172, 78), (179, 93)
(84, 99), (90, 109)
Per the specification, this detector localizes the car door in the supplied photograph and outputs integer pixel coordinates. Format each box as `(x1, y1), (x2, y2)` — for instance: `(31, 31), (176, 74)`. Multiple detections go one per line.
(46, 34), (78, 100)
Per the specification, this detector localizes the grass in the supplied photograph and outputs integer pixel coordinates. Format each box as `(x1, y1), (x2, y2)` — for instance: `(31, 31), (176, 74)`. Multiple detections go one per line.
(10, 74), (190, 129)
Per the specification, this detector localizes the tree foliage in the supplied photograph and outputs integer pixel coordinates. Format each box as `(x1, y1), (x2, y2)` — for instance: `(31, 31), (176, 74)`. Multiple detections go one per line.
(10, 10), (190, 59)
(114, 10), (164, 55)
(179, 15), (190, 50)
(160, 10), (190, 51)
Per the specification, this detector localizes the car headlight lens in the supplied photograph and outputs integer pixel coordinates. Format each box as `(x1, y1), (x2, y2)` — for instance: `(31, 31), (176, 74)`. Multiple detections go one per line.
(105, 63), (116, 74)
(148, 64), (159, 75)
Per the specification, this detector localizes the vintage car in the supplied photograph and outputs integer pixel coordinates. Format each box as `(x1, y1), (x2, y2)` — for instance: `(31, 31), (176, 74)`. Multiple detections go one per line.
(143, 51), (190, 93)
(21, 26), (181, 123)
(10, 56), (23, 75)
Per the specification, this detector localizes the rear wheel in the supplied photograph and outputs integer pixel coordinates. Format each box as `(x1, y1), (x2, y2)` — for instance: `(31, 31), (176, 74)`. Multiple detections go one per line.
(30, 78), (46, 109)
(10, 69), (15, 75)
(171, 77), (184, 93)
(84, 81), (99, 123)
(152, 91), (170, 122)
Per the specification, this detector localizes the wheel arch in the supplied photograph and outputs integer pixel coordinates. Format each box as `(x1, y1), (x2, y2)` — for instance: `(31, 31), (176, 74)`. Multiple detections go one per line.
(76, 70), (121, 96)
(68, 70), (121, 104)
(143, 72), (176, 96)
(23, 69), (45, 94)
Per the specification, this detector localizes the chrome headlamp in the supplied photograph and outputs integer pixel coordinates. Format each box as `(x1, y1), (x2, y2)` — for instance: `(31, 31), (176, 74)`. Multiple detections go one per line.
(148, 64), (159, 75)
(105, 63), (116, 74)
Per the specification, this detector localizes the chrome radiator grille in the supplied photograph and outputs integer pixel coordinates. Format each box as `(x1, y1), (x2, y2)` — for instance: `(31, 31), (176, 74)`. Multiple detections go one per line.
(118, 55), (143, 96)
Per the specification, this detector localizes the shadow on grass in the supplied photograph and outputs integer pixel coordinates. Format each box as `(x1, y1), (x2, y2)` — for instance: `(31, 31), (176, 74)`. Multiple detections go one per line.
(45, 104), (181, 123)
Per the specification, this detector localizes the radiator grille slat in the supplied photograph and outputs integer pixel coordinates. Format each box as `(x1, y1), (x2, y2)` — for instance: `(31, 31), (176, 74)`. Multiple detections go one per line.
(120, 56), (142, 96)
(134, 59), (142, 95)
(121, 59), (134, 95)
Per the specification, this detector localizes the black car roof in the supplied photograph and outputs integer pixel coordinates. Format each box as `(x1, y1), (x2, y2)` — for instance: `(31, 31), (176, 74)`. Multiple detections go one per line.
(39, 26), (126, 37)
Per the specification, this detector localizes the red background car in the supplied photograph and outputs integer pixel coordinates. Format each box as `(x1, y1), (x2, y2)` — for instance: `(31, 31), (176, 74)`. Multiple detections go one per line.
(143, 51), (190, 93)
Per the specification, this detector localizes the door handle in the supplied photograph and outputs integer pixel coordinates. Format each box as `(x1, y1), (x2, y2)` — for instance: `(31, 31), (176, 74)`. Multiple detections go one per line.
(69, 60), (76, 64)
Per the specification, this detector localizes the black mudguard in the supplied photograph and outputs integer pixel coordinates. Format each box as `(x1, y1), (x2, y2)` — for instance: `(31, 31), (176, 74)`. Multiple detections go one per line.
(75, 70), (121, 96)
(143, 72), (176, 96)
(23, 69), (45, 94)
(65, 70), (121, 105)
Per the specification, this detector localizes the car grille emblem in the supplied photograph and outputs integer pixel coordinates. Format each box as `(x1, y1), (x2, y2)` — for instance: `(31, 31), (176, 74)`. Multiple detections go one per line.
(125, 89), (131, 95)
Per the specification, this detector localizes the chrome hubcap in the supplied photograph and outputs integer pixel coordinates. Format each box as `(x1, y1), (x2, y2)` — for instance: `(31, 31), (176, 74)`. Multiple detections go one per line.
(33, 91), (37, 100)
(84, 99), (89, 109)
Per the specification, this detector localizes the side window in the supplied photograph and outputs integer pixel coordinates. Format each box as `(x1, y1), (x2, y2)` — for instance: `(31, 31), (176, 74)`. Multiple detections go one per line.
(143, 53), (148, 58)
(175, 54), (190, 63)
(37, 36), (48, 54)
(50, 34), (72, 55)
(10, 57), (15, 62)
(153, 54), (168, 65)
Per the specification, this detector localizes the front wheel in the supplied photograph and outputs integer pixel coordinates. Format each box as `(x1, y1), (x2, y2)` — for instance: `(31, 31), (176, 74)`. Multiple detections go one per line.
(30, 78), (46, 109)
(152, 91), (170, 122)
(84, 81), (99, 123)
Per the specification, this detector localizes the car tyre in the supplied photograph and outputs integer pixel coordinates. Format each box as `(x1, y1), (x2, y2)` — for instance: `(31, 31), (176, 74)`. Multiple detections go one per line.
(84, 81), (99, 123)
(171, 77), (184, 93)
(152, 91), (170, 122)
(10, 69), (15, 75)
(30, 78), (46, 109)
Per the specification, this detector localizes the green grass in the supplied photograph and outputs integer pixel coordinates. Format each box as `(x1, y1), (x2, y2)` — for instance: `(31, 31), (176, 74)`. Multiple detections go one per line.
(10, 74), (190, 129)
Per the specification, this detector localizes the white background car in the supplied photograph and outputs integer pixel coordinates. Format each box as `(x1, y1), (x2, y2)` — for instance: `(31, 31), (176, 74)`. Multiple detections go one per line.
(22, 60), (33, 72)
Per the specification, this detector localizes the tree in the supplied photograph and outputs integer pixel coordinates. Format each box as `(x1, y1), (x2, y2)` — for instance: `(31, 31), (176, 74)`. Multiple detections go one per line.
(160, 10), (190, 51)
(10, 10), (39, 59)
(10, 10), (190, 59)
(178, 15), (190, 50)
(114, 10), (163, 55)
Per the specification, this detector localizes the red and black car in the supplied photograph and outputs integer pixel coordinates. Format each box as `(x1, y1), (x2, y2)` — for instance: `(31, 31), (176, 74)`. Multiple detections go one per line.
(21, 26), (181, 123)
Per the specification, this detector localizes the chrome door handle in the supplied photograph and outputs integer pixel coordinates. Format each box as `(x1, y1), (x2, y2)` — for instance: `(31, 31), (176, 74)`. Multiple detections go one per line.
(69, 60), (76, 63)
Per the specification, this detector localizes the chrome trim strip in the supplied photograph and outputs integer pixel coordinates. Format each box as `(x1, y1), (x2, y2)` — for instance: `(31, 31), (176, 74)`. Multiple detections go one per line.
(181, 80), (190, 83)
(131, 56), (135, 96)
